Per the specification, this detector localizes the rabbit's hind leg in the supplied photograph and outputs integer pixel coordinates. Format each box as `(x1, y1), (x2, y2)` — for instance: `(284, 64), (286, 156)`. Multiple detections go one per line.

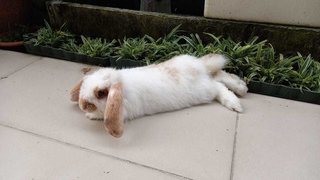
(213, 70), (248, 97)
(212, 81), (244, 113)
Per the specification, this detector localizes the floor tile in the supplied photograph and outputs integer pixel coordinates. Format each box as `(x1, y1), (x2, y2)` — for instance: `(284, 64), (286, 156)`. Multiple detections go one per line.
(0, 57), (238, 180)
(233, 94), (320, 180)
(0, 50), (41, 78)
(0, 125), (180, 180)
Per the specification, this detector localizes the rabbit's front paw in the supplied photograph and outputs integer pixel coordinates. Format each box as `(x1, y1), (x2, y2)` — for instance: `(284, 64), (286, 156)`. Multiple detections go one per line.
(105, 121), (124, 138)
(85, 112), (103, 121)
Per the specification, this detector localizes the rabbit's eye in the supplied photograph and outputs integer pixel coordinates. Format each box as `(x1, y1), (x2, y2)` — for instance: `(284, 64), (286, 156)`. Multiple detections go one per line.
(98, 91), (105, 98)
(94, 87), (108, 99)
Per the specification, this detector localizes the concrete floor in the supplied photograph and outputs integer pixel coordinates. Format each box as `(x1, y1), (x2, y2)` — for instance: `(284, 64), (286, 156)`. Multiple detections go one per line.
(0, 50), (319, 180)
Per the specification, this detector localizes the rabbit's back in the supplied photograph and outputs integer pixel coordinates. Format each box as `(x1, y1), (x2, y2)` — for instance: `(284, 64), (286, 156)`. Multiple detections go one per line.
(120, 55), (219, 120)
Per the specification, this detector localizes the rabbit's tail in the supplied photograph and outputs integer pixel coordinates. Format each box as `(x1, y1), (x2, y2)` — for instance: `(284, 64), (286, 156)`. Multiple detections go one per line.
(200, 54), (228, 74)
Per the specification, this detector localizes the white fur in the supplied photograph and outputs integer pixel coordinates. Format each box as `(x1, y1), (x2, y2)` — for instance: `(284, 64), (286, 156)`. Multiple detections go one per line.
(78, 54), (248, 121)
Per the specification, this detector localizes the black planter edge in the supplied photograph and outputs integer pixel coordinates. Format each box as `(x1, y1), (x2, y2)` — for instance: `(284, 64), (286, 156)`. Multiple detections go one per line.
(23, 42), (111, 67)
(112, 58), (147, 69)
(248, 80), (320, 105)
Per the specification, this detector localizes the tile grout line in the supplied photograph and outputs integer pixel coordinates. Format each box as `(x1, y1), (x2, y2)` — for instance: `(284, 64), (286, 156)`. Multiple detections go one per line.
(0, 123), (193, 180)
(0, 58), (42, 80)
(229, 113), (240, 180)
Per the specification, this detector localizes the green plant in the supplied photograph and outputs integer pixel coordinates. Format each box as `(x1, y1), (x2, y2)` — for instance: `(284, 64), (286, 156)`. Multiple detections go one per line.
(146, 38), (184, 64)
(25, 20), (74, 47)
(143, 26), (186, 64)
(287, 54), (320, 91)
(114, 25), (186, 64)
(210, 36), (320, 92)
(115, 37), (149, 61)
(182, 33), (219, 56)
(61, 39), (79, 52)
(62, 36), (115, 57)
(77, 36), (115, 57)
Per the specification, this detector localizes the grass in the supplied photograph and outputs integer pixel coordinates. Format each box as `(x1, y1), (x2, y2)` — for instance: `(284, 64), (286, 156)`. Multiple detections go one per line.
(25, 20), (74, 48)
(62, 36), (116, 57)
(114, 26), (186, 64)
(24, 24), (320, 92)
(115, 37), (149, 61)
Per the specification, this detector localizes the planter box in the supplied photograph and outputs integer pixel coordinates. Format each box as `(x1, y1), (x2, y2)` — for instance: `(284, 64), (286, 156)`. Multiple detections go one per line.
(47, 1), (320, 60)
(248, 81), (320, 105)
(24, 42), (110, 67)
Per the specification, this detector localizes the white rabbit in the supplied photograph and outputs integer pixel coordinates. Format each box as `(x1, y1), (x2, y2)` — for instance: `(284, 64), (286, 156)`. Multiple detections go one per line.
(70, 54), (248, 137)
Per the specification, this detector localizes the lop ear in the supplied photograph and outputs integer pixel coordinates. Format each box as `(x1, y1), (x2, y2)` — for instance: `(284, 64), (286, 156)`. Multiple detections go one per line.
(70, 79), (83, 102)
(104, 82), (124, 138)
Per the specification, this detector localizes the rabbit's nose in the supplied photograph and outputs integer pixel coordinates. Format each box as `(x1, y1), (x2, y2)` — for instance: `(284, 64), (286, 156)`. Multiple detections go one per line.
(79, 98), (97, 112)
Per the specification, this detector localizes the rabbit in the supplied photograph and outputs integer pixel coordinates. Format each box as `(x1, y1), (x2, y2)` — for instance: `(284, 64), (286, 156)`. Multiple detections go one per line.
(70, 54), (248, 138)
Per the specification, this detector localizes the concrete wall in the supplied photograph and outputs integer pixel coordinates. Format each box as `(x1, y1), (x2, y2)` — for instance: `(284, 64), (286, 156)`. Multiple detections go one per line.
(204, 0), (320, 27)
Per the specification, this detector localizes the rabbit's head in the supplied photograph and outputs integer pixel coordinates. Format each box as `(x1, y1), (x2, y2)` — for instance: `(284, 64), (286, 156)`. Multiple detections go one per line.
(70, 68), (124, 138)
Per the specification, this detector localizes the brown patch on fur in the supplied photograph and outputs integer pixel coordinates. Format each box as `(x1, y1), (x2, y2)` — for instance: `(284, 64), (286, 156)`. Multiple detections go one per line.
(94, 87), (109, 99)
(188, 67), (199, 76)
(164, 66), (178, 79)
(79, 98), (97, 112)
(81, 67), (92, 74)
(159, 64), (179, 83)
(104, 82), (123, 138)
(70, 80), (83, 102)
(212, 71), (219, 76)
(211, 70), (221, 77)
